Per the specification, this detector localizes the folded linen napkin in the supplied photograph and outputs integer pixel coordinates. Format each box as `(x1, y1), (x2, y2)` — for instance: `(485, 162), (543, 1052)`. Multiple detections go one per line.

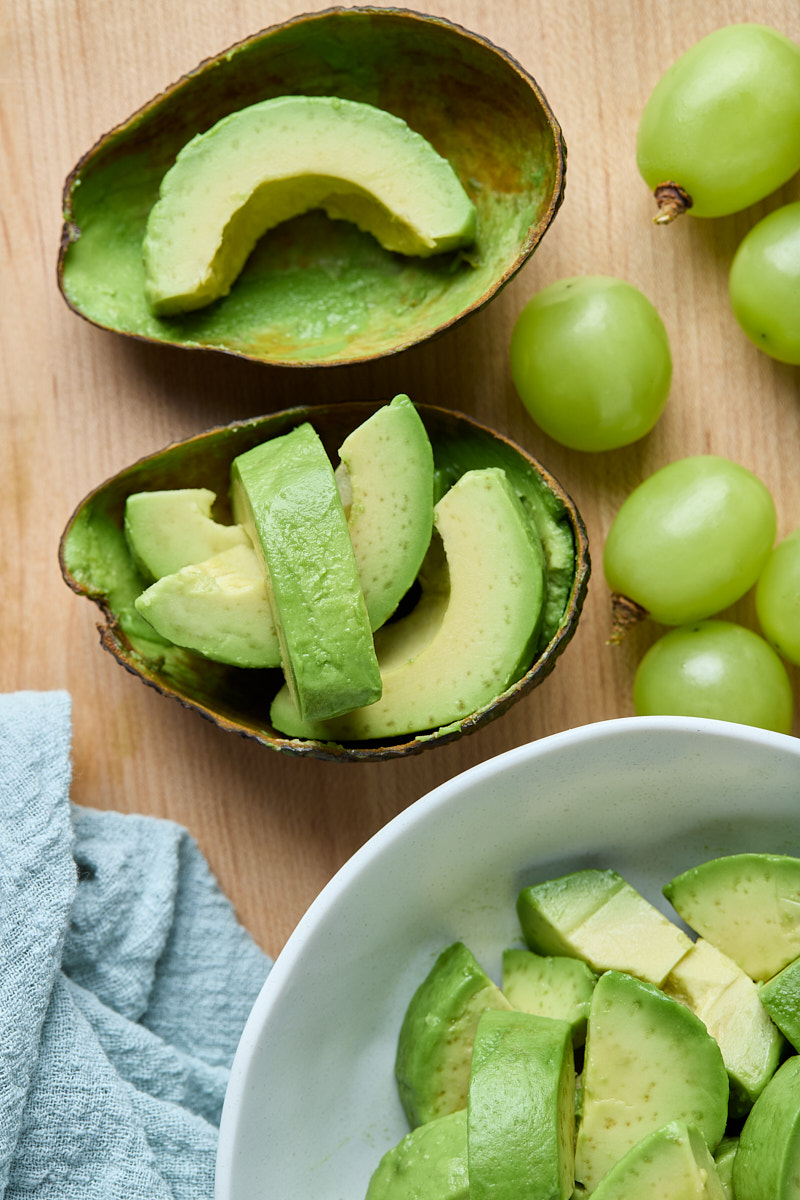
(0, 691), (272, 1199)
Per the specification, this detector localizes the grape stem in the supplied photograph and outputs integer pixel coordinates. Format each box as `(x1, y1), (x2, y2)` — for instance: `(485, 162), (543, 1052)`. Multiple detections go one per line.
(653, 182), (693, 225)
(607, 593), (649, 645)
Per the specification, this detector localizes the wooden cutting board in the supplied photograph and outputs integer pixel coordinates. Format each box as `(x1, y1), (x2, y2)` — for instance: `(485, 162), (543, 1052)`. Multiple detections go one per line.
(4, 0), (799, 957)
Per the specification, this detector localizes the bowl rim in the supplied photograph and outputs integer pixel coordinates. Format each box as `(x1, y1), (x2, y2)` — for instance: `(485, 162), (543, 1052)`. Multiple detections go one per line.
(215, 714), (800, 1194)
(57, 4), (567, 369)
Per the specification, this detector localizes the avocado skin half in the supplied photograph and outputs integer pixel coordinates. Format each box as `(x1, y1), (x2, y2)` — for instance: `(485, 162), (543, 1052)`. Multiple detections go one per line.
(57, 7), (565, 368)
(58, 402), (590, 763)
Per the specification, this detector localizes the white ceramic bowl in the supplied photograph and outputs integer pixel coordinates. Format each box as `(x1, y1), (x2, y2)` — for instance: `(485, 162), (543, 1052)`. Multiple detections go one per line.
(215, 716), (800, 1200)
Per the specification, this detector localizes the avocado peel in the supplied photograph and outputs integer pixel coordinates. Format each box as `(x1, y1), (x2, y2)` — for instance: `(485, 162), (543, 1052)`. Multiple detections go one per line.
(58, 402), (589, 761)
(57, 7), (566, 368)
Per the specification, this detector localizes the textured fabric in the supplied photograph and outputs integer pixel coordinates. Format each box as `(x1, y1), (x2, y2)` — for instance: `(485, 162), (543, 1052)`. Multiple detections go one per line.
(0, 691), (271, 1199)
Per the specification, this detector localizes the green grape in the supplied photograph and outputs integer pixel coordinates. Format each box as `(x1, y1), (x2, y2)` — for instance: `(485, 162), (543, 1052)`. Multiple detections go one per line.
(756, 528), (800, 665)
(633, 620), (794, 734)
(636, 24), (800, 222)
(603, 456), (776, 634)
(509, 276), (672, 452)
(729, 202), (800, 364)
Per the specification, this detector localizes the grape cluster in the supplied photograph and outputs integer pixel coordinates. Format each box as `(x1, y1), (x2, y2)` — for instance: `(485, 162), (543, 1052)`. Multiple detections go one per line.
(509, 22), (799, 734)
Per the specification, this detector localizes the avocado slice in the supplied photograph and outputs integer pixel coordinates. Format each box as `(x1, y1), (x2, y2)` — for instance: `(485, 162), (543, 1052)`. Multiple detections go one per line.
(664, 853), (800, 981)
(230, 422), (380, 721)
(134, 544), (281, 669)
(590, 1121), (726, 1199)
(663, 938), (784, 1113)
(502, 948), (596, 1047)
(733, 1056), (800, 1199)
(394, 941), (512, 1128)
(335, 394), (433, 632)
(365, 1110), (468, 1200)
(574, 970), (728, 1191)
(759, 954), (800, 1050)
(269, 466), (546, 740)
(143, 94), (477, 316)
(124, 487), (249, 580)
(517, 868), (692, 987)
(467, 1010), (575, 1200)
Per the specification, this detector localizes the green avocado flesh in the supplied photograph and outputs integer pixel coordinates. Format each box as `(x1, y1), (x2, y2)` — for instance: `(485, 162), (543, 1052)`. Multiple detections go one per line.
(759, 954), (800, 1050)
(501, 949), (596, 1046)
(366, 1110), (469, 1200)
(663, 938), (784, 1111)
(517, 868), (692, 986)
(468, 1010), (575, 1200)
(395, 942), (512, 1128)
(134, 545), (281, 669)
(231, 422), (381, 722)
(664, 853), (800, 982)
(335, 394), (434, 632)
(124, 487), (249, 580)
(58, 10), (564, 365)
(370, 852), (798, 1199)
(574, 971), (728, 1191)
(59, 402), (582, 750)
(269, 466), (546, 739)
(591, 1121), (725, 1199)
(734, 1056), (800, 1200)
(143, 95), (477, 316)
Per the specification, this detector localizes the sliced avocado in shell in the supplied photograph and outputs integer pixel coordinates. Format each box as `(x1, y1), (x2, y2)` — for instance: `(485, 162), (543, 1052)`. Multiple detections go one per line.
(57, 9), (565, 367)
(58, 402), (588, 761)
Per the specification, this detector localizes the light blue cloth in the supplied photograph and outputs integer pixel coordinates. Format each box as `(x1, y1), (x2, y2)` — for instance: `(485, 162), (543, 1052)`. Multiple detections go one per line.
(0, 691), (272, 1199)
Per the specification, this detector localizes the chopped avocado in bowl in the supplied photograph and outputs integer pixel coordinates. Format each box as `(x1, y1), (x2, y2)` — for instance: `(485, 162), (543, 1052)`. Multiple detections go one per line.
(213, 719), (800, 1197)
(57, 7), (565, 367)
(58, 399), (589, 761)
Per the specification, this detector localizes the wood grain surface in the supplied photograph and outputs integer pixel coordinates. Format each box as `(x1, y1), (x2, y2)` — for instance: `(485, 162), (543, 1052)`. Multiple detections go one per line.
(4, 0), (799, 959)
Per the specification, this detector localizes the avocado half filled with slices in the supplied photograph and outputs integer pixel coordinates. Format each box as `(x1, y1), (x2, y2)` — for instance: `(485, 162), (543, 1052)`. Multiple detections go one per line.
(57, 8), (565, 367)
(58, 403), (589, 762)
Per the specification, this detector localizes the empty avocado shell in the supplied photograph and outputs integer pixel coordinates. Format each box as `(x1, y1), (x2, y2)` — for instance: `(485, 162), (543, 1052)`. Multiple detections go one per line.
(57, 7), (566, 368)
(58, 403), (590, 762)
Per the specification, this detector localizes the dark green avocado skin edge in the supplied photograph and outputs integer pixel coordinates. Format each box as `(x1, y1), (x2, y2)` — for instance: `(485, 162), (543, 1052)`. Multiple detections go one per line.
(58, 403), (590, 763)
(56, 6), (566, 369)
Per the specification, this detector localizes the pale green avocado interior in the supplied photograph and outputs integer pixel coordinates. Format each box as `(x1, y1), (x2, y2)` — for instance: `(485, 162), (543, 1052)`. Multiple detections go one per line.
(59, 11), (563, 365)
(60, 406), (582, 747)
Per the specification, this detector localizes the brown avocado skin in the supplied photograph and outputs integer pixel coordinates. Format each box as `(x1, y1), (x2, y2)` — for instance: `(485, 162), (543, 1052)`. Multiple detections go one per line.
(57, 8), (566, 368)
(58, 403), (589, 762)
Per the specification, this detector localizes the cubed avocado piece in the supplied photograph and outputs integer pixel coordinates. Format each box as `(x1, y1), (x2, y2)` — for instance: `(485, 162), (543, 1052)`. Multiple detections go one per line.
(733, 1056), (800, 1199)
(574, 970), (728, 1192)
(664, 853), (800, 982)
(502, 948), (596, 1046)
(663, 938), (784, 1113)
(713, 1136), (739, 1200)
(759, 954), (800, 1050)
(517, 868), (692, 986)
(467, 1010), (575, 1200)
(365, 1110), (468, 1200)
(590, 1120), (726, 1199)
(231, 422), (381, 721)
(124, 487), (249, 581)
(394, 942), (512, 1128)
